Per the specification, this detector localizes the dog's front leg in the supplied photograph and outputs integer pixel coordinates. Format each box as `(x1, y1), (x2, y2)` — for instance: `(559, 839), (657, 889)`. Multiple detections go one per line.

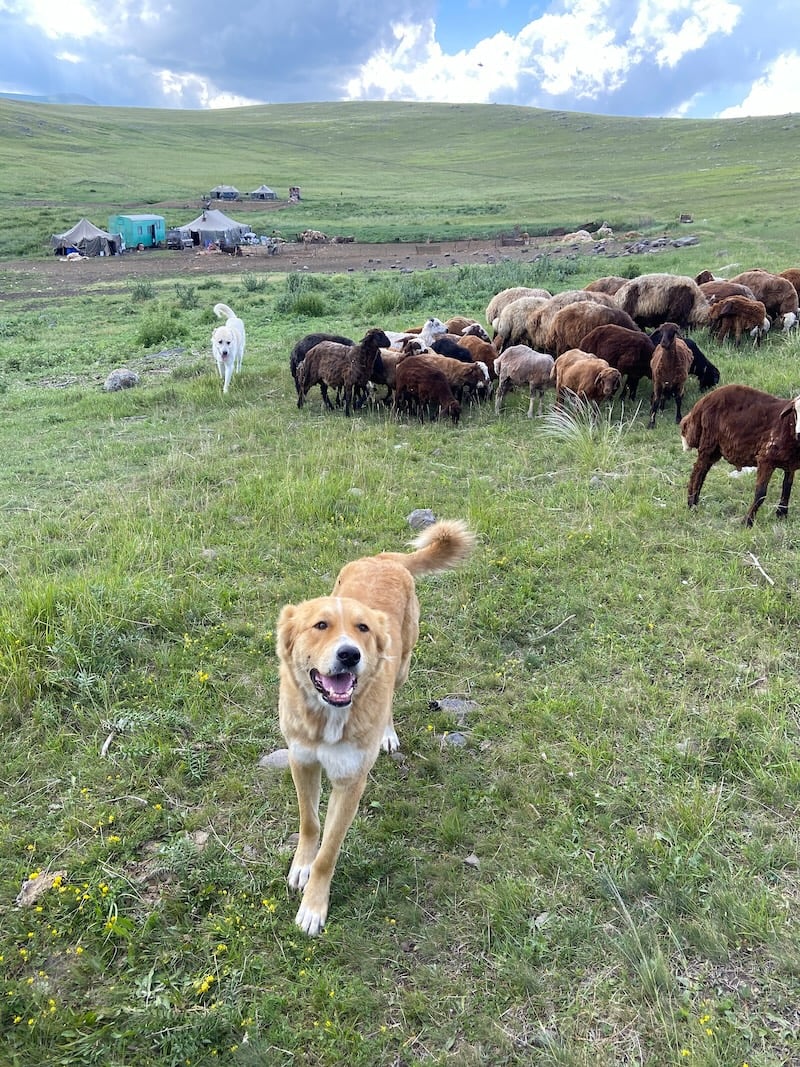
(295, 773), (367, 936)
(287, 758), (322, 891)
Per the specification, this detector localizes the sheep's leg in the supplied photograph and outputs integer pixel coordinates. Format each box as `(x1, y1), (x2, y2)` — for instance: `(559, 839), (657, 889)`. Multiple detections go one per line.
(687, 446), (721, 506)
(648, 392), (659, 428)
(320, 383), (334, 410)
(745, 464), (777, 526)
(775, 469), (795, 519)
(343, 385), (352, 417)
(494, 378), (511, 415)
(527, 385), (538, 419)
(674, 391), (685, 424)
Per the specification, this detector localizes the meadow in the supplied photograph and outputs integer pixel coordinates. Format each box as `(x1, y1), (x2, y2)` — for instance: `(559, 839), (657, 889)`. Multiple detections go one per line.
(0, 98), (799, 1067)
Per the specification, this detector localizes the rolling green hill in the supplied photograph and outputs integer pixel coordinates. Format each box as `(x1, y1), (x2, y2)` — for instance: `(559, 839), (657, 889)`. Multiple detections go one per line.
(2, 98), (799, 258)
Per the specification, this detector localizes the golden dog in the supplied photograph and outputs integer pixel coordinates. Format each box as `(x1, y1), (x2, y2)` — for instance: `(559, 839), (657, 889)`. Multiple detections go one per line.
(277, 519), (475, 935)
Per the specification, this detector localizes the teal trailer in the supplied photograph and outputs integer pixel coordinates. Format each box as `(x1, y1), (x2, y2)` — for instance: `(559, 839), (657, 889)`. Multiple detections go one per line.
(108, 214), (166, 249)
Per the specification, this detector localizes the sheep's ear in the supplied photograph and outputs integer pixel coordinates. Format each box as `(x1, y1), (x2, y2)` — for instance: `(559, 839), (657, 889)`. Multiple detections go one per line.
(779, 402), (797, 420)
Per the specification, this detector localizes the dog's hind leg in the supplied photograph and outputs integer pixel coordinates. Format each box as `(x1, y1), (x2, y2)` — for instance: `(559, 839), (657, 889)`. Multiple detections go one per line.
(294, 773), (367, 936)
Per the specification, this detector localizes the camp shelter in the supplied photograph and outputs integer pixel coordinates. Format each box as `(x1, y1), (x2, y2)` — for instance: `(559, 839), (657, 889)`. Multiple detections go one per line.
(51, 218), (121, 257)
(250, 184), (277, 200)
(208, 184), (240, 200)
(108, 213), (166, 249)
(178, 208), (250, 247)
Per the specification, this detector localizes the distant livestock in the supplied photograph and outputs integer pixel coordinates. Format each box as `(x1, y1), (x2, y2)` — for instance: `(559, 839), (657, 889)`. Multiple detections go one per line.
(681, 385), (800, 525)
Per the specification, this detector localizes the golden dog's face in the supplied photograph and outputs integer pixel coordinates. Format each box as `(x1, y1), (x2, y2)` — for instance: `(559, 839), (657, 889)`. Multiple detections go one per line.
(277, 596), (390, 710)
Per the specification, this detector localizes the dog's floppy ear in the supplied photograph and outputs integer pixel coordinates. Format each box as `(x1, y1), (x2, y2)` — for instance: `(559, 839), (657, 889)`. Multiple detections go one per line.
(369, 609), (392, 659)
(276, 604), (298, 662)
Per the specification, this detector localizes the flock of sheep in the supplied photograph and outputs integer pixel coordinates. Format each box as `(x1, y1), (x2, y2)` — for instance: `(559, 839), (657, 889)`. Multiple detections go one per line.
(288, 266), (800, 524)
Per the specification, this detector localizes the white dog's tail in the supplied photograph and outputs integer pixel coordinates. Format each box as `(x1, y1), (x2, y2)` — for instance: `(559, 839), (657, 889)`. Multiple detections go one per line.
(213, 302), (236, 321)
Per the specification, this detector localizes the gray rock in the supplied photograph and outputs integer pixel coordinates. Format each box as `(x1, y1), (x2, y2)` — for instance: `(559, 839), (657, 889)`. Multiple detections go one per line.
(104, 368), (139, 391)
(407, 509), (436, 530)
(258, 748), (290, 770)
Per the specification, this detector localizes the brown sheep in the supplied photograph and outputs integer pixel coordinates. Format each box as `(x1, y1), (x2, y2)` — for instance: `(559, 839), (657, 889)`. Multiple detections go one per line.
(648, 322), (693, 428)
(681, 385), (800, 525)
(290, 332), (354, 396)
(614, 273), (710, 330)
(444, 316), (490, 340)
(545, 301), (641, 356)
(579, 324), (656, 400)
(553, 349), (622, 408)
(393, 357), (461, 424)
(729, 270), (799, 330)
(297, 328), (390, 415)
(707, 295), (770, 346)
(699, 280), (757, 304)
(778, 268), (800, 301)
(584, 275), (628, 295)
(413, 354), (490, 404)
(456, 333), (500, 379)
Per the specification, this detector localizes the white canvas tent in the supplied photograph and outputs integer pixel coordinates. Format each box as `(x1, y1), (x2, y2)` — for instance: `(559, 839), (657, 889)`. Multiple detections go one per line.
(250, 184), (277, 200)
(178, 209), (250, 248)
(51, 217), (121, 256)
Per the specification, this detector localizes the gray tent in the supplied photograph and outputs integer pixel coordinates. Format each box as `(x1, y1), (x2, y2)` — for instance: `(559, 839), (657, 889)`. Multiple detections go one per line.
(208, 184), (240, 200)
(51, 217), (121, 256)
(178, 209), (250, 248)
(250, 184), (277, 200)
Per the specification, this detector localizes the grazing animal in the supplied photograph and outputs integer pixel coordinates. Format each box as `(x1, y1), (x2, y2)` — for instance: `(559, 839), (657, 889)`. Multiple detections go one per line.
(648, 322), (693, 428)
(698, 280), (757, 304)
(681, 385), (800, 525)
(277, 519), (476, 935)
(429, 335), (474, 361)
(649, 327), (720, 392)
(444, 316), (490, 340)
(211, 302), (246, 394)
(553, 349), (622, 408)
(290, 332), (354, 396)
(297, 329), (390, 415)
(583, 275), (628, 296)
(729, 270), (799, 331)
(614, 273), (710, 330)
(493, 345), (555, 416)
(455, 333), (500, 379)
(485, 287), (552, 330)
(545, 301), (640, 356)
(707, 295), (770, 346)
(579, 324), (655, 400)
(414, 354), (491, 404)
(778, 268), (800, 301)
(393, 357), (462, 424)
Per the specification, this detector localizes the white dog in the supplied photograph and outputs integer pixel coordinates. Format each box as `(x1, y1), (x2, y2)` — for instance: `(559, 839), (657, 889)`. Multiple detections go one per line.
(211, 302), (246, 394)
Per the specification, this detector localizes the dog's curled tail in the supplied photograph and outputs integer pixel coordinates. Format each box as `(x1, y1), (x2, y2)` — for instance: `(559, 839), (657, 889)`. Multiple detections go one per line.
(213, 302), (236, 321)
(394, 519), (475, 577)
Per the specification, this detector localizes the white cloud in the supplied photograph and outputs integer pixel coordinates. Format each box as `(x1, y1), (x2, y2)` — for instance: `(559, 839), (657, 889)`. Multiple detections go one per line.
(15, 0), (104, 38)
(157, 70), (261, 110)
(719, 52), (800, 117)
(630, 0), (741, 67)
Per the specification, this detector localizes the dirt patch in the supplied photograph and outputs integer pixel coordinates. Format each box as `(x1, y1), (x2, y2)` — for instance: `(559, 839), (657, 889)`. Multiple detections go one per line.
(0, 233), (685, 303)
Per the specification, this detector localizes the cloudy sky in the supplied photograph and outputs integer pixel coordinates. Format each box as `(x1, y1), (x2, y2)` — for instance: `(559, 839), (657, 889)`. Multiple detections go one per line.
(2, 0), (799, 118)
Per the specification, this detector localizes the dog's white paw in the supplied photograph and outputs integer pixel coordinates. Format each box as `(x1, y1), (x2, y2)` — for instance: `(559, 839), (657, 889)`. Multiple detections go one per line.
(295, 901), (327, 937)
(287, 862), (312, 891)
(382, 724), (400, 753)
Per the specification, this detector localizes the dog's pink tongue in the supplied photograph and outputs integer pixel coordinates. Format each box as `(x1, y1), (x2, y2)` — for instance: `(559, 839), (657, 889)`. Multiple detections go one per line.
(325, 673), (354, 695)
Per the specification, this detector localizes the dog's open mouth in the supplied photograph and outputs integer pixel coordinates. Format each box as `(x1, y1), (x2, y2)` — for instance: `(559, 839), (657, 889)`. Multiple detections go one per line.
(310, 669), (357, 707)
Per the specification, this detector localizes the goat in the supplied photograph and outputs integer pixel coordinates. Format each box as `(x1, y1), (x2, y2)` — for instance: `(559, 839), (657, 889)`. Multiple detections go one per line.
(297, 329), (390, 415)
(648, 322), (693, 428)
(393, 358), (461, 424)
(681, 385), (800, 525)
(493, 345), (555, 416)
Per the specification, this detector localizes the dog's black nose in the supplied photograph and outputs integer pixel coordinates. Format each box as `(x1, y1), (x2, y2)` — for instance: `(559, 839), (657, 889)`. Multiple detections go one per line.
(336, 645), (361, 670)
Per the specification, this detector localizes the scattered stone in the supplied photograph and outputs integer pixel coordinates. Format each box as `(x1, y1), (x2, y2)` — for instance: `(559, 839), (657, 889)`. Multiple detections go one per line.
(200, 548), (218, 560)
(429, 696), (478, 725)
(441, 731), (468, 748)
(407, 508), (436, 530)
(104, 367), (139, 391)
(258, 748), (290, 770)
(16, 870), (68, 907)
(464, 852), (480, 870)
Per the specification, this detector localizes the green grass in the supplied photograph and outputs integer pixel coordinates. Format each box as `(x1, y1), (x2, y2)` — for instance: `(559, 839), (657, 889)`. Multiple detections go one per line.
(0, 251), (798, 1066)
(2, 97), (800, 264)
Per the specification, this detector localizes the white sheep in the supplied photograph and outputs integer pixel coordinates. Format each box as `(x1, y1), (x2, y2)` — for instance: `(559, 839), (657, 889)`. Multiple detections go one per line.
(493, 344), (555, 417)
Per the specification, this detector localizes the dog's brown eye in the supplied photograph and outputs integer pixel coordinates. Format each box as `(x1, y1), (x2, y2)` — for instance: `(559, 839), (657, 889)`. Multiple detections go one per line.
(313, 620), (328, 630)
(356, 623), (369, 633)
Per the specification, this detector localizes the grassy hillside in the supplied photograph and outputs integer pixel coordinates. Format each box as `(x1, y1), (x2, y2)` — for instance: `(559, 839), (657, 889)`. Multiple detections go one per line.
(1, 98), (800, 258)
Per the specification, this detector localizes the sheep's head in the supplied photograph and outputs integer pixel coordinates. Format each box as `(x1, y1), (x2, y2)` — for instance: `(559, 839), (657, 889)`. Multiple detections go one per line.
(596, 368), (622, 399)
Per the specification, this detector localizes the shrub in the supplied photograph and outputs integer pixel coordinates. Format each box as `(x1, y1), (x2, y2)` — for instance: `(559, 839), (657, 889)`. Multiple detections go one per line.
(129, 278), (156, 302)
(136, 303), (188, 347)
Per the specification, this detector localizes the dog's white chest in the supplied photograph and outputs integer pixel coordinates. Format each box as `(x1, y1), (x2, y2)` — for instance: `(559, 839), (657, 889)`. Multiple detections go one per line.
(290, 740), (367, 781)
